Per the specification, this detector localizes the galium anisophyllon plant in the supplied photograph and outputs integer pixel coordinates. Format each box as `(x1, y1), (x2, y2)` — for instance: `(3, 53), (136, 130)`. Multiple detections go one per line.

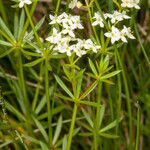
(0, 0), (144, 150)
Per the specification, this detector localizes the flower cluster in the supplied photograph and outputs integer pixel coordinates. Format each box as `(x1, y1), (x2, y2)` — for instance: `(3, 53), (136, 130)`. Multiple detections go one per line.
(18, 0), (32, 8)
(46, 13), (101, 57)
(121, 0), (140, 9)
(91, 0), (140, 44)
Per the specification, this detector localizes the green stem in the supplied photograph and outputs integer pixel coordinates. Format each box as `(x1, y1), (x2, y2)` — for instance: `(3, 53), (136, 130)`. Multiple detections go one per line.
(45, 58), (52, 146)
(93, 82), (102, 150)
(17, 49), (33, 135)
(0, 0), (7, 24)
(67, 103), (78, 150)
(32, 62), (43, 111)
(116, 49), (133, 150)
(135, 102), (140, 150)
(18, 1), (38, 43)
(24, 5), (43, 48)
(55, 0), (61, 15)
(85, 0), (100, 45)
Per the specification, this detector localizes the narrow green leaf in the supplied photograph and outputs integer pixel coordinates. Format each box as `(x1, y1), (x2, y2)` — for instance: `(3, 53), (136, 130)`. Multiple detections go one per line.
(62, 135), (67, 150)
(99, 105), (105, 128)
(24, 58), (44, 67)
(18, 9), (25, 39)
(79, 80), (98, 100)
(52, 115), (63, 145)
(32, 116), (49, 142)
(99, 118), (122, 133)
(40, 142), (49, 150)
(5, 101), (26, 121)
(88, 58), (98, 76)
(76, 69), (85, 98)
(82, 108), (94, 128)
(99, 133), (119, 139)
(22, 134), (39, 144)
(54, 75), (74, 98)
(0, 47), (14, 58)
(0, 17), (16, 41)
(0, 40), (12, 47)
(101, 70), (121, 80)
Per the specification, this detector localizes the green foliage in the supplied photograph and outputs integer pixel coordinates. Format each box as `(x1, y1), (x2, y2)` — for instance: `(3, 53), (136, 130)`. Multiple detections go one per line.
(0, 0), (149, 150)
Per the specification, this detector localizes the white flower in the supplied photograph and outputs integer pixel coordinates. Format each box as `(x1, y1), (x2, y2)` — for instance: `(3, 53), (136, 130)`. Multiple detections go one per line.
(69, 0), (78, 9)
(19, 0), (32, 8)
(92, 12), (104, 28)
(106, 11), (130, 24)
(91, 43), (101, 53)
(121, 0), (140, 9)
(49, 14), (63, 24)
(62, 24), (75, 37)
(46, 28), (61, 44)
(104, 26), (121, 44)
(122, 25), (135, 39)
(71, 16), (84, 29)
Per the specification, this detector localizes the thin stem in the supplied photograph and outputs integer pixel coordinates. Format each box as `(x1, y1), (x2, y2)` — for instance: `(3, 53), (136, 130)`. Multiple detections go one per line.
(116, 49), (133, 150)
(18, 1), (38, 43)
(24, 5), (43, 48)
(67, 103), (78, 150)
(32, 62), (43, 111)
(135, 102), (141, 150)
(55, 0), (61, 15)
(45, 57), (52, 146)
(93, 82), (102, 150)
(85, 0), (100, 45)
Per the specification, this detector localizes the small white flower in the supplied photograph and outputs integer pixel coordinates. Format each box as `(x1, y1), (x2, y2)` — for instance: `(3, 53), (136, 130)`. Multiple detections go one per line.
(71, 16), (84, 29)
(107, 11), (130, 24)
(19, 0), (32, 8)
(122, 25), (135, 39)
(69, 0), (78, 9)
(62, 24), (75, 37)
(46, 28), (61, 44)
(121, 0), (140, 9)
(104, 26), (120, 44)
(91, 43), (101, 53)
(92, 12), (104, 28)
(49, 14), (63, 24)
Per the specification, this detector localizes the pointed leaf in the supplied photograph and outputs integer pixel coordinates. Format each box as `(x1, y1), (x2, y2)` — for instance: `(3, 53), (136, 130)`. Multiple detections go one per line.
(32, 116), (49, 142)
(54, 75), (74, 98)
(88, 58), (98, 76)
(52, 115), (63, 145)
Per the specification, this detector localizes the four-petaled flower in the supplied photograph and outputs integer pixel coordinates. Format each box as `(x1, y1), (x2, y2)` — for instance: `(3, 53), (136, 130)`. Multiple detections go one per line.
(19, 0), (32, 8)
(121, 0), (140, 9)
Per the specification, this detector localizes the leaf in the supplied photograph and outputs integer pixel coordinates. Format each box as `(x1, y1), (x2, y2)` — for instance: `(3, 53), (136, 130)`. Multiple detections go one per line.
(0, 17), (16, 41)
(0, 48), (14, 58)
(32, 116), (49, 142)
(99, 133), (119, 139)
(100, 70), (121, 80)
(82, 108), (94, 128)
(35, 86), (54, 115)
(52, 115), (63, 145)
(99, 105), (105, 128)
(22, 134), (39, 144)
(24, 58), (44, 67)
(88, 58), (98, 76)
(0, 40), (12, 47)
(62, 135), (67, 150)
(76, 69), (85, 98)
(54, 75), (74, 98)
(40, 142), (49, 150)
(99, 118), (122, 133)
(79, 100), (98, 107)
(18, 9), (25, 39)
(79, 80), (98, 100)
(5, 101), (26, 121)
